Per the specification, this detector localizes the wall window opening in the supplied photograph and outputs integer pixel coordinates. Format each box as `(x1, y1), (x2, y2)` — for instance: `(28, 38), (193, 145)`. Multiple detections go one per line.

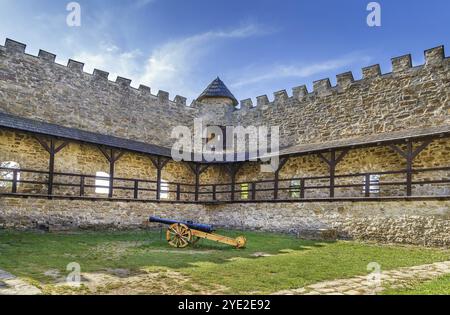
(363, 174), (380, 195)
(95, 171), (110, 194)
(240, 183), (249, 200)
(290, 179), (301, 198)
(160, 180), (169, 199)
(0, 161), (20, 189)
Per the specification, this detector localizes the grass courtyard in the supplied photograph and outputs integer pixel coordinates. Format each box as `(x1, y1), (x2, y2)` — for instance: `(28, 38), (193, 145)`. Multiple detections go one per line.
(0, 230), (449, 295)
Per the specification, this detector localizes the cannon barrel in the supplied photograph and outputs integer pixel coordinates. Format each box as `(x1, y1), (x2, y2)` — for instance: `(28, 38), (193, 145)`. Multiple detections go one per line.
(149, 216), (215, 233)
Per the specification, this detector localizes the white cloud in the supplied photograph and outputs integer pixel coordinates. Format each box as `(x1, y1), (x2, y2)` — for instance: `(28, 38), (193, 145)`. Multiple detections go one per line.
(63, 24), (267, 99)
(139, 24), (268, 98)
(134, 0), (155, 8)
(72, 42), (143, 83)
(230, 53), (373, 88)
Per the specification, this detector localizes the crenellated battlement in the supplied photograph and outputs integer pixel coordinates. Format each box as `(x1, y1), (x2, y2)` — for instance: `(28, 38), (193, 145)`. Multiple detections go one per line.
(233, 45), (447, 113)
(2, 38), (446, 114)
(1, 38), (189, 108)
(0, 37), (448, 150)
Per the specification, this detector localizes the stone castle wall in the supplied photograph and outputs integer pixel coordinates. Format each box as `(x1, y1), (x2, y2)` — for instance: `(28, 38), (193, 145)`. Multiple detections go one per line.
(0, 197), (448, 247)
(1, 39), (449, 151)
(0, 39), (197, 148)
(232, 139), (450, 200)
(1, 128), (450, 200)
(0, 128), (198, 199)
(0, 39), (449, 247)
(230, 47), (449, 148)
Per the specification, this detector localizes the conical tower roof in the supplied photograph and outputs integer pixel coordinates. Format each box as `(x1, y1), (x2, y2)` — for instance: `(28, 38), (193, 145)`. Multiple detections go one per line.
(197, 77), (238, 106)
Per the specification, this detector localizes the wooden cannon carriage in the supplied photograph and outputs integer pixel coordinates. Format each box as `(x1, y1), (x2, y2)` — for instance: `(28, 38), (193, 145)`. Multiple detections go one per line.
(149, 216), (247, 249)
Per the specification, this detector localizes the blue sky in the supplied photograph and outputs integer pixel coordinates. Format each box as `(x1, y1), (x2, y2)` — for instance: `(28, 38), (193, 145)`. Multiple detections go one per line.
(0, 0), (448, 103)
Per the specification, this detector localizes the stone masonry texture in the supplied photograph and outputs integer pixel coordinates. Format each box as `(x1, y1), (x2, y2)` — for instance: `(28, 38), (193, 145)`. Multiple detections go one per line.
(0, 41), (448, 150)
(0, 198), (449, 247)
(0, 39), (449, 246)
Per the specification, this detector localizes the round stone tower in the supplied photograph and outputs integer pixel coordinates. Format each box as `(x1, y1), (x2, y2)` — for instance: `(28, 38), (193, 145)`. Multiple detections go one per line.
(196, 77), (238, 107)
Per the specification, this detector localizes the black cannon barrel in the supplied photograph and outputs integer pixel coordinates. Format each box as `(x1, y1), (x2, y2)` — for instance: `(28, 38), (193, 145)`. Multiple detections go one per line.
(149, 216), (215, 233)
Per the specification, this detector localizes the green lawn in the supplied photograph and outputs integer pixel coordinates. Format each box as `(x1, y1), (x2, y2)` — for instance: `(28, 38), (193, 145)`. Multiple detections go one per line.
(383, 274), (450, 295)
(0, 230), (449, 294)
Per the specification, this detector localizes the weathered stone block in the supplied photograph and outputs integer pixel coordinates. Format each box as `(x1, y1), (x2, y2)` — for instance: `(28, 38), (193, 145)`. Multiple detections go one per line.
(313, 78), (332, 96)
(256, 95), (269, 107)
(158, 90), (169, 103)
(67, 59), (84, 72)
(362, 64), (381, 79)
(425, 46), (444, 65)
(336, 72), (354, 89)
(174, 95), (187, 106)
(93, 69), (109, 80)
(38, 50), (56, 63)
(116, 76), (132, 87)
(391, 54), (412, 72)
(240, 98), (253, 110)
(292, 85), (308, 100)
(4, 38), (26, 53)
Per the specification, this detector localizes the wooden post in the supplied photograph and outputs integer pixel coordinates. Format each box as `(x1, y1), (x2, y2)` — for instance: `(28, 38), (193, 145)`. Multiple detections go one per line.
(188, 164), (210, 202)
(150, 157), (170, 201)
(329, 151), (336, 198)
(35, 136), (68, 198)
(365, 174), (371, 197)
(300, 179), (305, 199)
(224, 164), (242, 201)
(12, 170), (18, 194)
(318, 149), (349, 198)
(406, 142), (413, 197)
(108, 150), (115, 198)
(48, 139), (55, 197)
(98, 147), (125, 199)
(389, 140), (432, 197)
(212, 185), (217, 201)
(79, 176), (85, 197)
(274, 157), (289, 200)
(134, 180), (139, 199)
(156, 167), (162, 200)
(195, 166), (200, 201)
(176, 184), (181, 201)
(274, 172), (279, 200)
(230, 174), (236, 201)
(251, 182), (256, 201)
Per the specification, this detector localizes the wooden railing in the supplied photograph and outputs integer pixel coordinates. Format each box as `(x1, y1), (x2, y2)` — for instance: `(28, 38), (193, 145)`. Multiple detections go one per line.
(0, 166), (450, 203)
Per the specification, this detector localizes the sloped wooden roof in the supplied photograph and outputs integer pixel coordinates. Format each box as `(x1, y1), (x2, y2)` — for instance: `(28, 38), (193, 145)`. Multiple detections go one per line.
(197, 77), (238, 106)
(0, 112), (172, 157)
(1, 112), (449, 163)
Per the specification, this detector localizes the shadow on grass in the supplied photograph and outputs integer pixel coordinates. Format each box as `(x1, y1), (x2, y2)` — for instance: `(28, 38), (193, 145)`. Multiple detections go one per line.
(0, 229), (331, 280)
(1, 229), (449, 294)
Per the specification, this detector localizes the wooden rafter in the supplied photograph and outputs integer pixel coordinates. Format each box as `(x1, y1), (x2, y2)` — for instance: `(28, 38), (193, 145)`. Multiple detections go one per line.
(188, 163), (211, 201)
(274, 157), (290, 200)
(317, 149), (350, 198)
(96, 146), (125, 198)
(223, 163), (244, 201)
(150, 156), (171, 200)
(389, 140), (433, 196)
(34, 136), (69, 197)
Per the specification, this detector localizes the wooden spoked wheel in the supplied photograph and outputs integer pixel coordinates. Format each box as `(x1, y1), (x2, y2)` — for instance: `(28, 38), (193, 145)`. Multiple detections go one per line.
(166, 223), (192, 248)
(235, 236), (247, 249)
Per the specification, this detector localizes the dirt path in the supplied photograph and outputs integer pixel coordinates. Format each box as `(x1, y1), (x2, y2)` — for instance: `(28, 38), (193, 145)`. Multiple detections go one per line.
(275, 261), (450, 295)
(0, 269), (41, 295)
(2, 260), (449, 295)
(41, 268), (227, 295)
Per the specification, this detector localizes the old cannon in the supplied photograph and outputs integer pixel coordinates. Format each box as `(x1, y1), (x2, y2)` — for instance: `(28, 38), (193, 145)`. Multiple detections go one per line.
(149, 216), (247, 249)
